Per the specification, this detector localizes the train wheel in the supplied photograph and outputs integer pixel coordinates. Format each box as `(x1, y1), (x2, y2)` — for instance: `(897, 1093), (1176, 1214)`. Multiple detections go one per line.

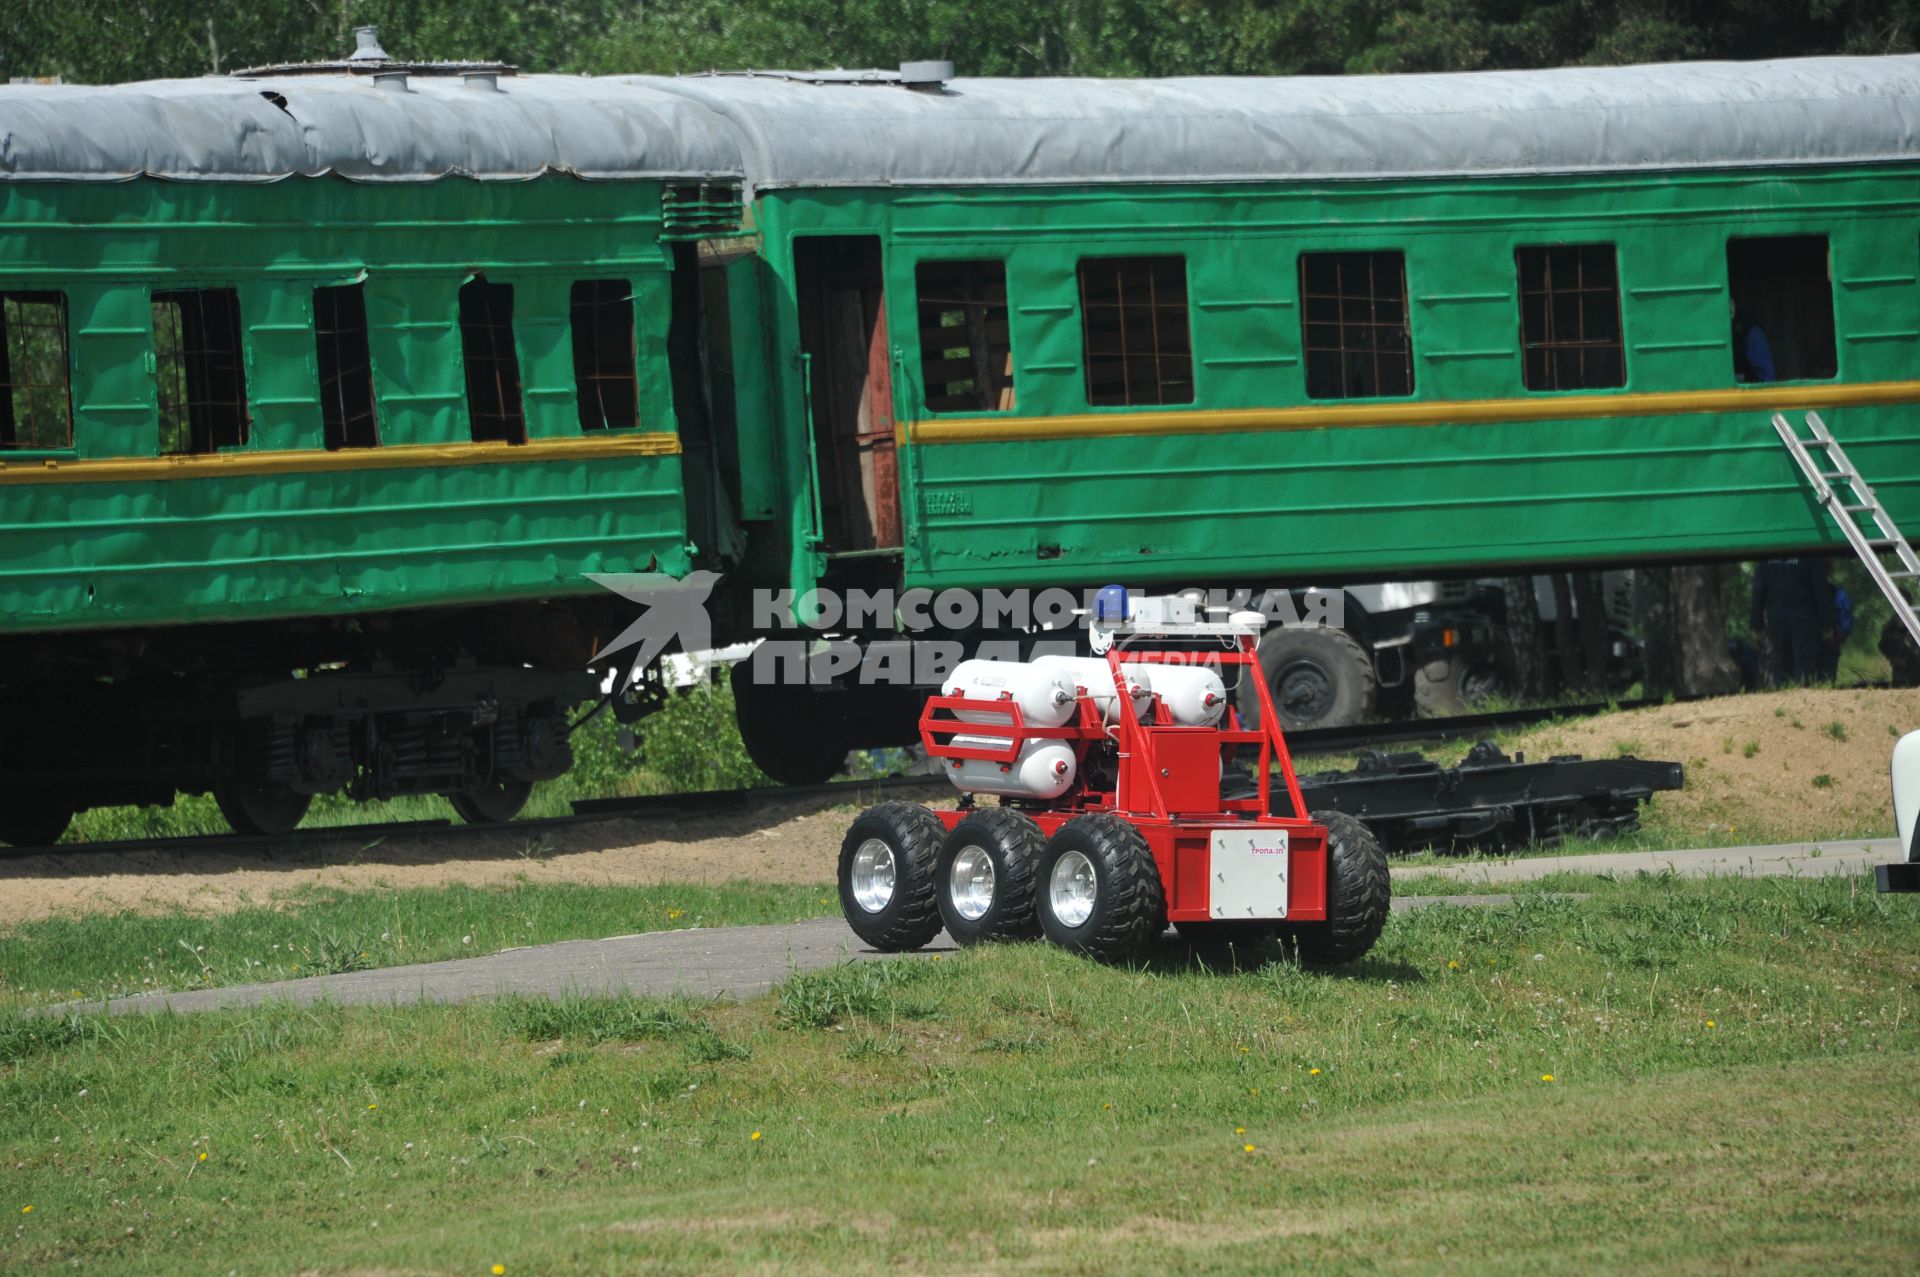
(214, 777), (313, 837)
(1280, 811), (1390, 968)
(731, 662), (846, 786)
(1245, 626), (1376, 732)
(839, 802), (944, 952)
(0, 792), (75, 848)
(447, 777), (534, 825)
(1035, 814), (1165, 962)
(936, 807), (1044, 946)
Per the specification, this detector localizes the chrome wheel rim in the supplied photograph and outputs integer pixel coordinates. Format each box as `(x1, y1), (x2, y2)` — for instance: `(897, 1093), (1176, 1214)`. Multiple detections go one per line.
(1049, 849), (1097, 929)
(948, 844), (996, 921)
(849, 838), (897, 913)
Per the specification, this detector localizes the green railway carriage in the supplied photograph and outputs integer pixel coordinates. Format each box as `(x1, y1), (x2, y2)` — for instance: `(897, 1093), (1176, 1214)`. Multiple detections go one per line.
(2, 46), (1918, 826)
(0, 59), (737, 841)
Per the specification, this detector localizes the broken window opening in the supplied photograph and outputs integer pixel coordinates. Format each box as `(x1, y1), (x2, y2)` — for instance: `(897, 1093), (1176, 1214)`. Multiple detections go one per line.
(1300, 251), (1414, 400)
(314, 284), (379, 450)
(570, 280), (640, 431)
(1727, 235), (1837, 383)
(1078, 256), (1194, 407)
(458, 276), (526, 444)
(152, 288), (249, 455)
(0, 291), (73, 450)
(916, 259), (1015, 413)
(1516, 244), (1625, 391)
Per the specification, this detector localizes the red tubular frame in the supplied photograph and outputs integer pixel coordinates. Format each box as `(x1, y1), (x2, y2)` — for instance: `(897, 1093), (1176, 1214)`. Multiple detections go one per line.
(918, 629), (1328, 924)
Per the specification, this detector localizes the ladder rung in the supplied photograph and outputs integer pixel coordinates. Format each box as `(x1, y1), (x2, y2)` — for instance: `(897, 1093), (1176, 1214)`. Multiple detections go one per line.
(1864, 539), (1905, 550)
(1816, 470), (1851, 481)
(1890, 570), (1919, 581)
(1837, 503), (1877, 513)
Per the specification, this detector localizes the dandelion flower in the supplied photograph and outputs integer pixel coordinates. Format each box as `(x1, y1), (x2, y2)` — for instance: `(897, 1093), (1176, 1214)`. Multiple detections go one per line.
(493, 1266), (507, 1276)
(367, 1104), (377, 1111)
(1242, 1143), (1256, 1154)
(750, 1131), (762, 1142)
(931, 955), (942, 962)
(1235, 1126), (1245, 1135)
(1706, 1020), (1717, 1029)
(1541, 1074), (1555, 1083)
(198, 1151), (208, 1162)
(1447, 960), (1460, 970)
(1309, 1067), (1321, 1076)
(1102, 1103), (1111, 1110)
(21, 1205), (32, 1214)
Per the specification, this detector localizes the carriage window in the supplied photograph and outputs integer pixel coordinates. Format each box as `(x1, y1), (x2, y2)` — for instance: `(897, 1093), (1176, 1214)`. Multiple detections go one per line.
(458, 277), (525, 444)
(0, 292), (72, 449)
(1300, 251), (1414, 400)
(1516, 244), (1625, 391)
(570, 280), (640, 431)
(1727, 235), (1836, 383)
(916, 260), (1015, 413)
(314, 284), (379, 449)
(1078, 256), (1193, 407)
(153, 288), (249, 455)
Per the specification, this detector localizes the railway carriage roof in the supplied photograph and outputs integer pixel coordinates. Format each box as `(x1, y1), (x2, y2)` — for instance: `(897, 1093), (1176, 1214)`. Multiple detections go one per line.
(0, 55), (1916, 189)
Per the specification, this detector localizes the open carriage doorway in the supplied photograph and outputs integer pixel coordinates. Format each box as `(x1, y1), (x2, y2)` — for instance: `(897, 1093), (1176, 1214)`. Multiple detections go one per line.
(794, 236), (901, 553)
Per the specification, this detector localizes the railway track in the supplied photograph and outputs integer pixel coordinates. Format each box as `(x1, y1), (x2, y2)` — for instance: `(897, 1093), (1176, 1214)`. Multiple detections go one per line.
(3, 698), (1668, 859)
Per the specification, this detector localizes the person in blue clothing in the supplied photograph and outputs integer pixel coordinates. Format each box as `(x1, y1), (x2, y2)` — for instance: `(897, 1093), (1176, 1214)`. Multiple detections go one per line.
(1732, 302), (1777, 383)
(1750, 558), (1836, 685)
(1818, 581), (1853, 682)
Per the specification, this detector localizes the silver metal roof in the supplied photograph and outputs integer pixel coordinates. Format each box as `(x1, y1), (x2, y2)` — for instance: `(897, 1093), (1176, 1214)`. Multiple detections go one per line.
(1, 55), (1916, 189)
(0, 73), (742, 183)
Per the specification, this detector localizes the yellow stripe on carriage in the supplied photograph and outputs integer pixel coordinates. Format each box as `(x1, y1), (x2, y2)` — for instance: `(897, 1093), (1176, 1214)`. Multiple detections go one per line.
(0, 432), (682, 485)
(903, 379), (1920, 445)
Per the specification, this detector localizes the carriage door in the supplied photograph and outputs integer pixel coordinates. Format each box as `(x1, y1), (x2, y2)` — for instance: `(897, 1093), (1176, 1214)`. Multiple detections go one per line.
(794, 236), (901, 553)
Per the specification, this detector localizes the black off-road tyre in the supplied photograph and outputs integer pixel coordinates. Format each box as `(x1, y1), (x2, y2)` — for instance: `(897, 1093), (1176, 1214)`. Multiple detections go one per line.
(839, 802), (946, 952)
(1244, 626), (1377, 732)
(1035, 814), (1167, 962)
(937, 807), (1045, 946)
(731, 662), (846, 786)
(447, 777), (534, 825)
(0, 791), (75, 848)
(1173, 920), (1283, 970)
(214, 777), (314, 836)
(1281, 810), (1390, 967)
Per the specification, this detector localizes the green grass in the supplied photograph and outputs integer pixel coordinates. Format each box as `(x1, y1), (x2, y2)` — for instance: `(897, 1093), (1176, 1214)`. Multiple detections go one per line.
(3, 874), (1917, 1274)
(0, 882), (839, 1010)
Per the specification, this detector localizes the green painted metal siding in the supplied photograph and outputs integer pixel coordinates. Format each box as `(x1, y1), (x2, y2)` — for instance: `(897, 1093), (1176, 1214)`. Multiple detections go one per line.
(749, 166), (1920, 593)
(0, 175), (691, 632)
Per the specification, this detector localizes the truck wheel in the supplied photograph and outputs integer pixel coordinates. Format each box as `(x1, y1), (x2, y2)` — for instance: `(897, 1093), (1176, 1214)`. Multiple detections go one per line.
(1281, 810), (1390, 967)
(0, 791), (75, 848)
(447, 777), (533, 825)
(937, 807), (1044, 946)
(731, 662), (846, 786)
(214, 777), (313, 836)
(1412, 655), (1505, 718)
(1036, 814), (1166, 962)
(839, 802), (945, 952)
(1245, 627), (1377, 732)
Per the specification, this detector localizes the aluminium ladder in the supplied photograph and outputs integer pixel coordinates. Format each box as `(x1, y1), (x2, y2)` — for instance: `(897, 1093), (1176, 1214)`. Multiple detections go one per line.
(1770, 411), (1920, 646)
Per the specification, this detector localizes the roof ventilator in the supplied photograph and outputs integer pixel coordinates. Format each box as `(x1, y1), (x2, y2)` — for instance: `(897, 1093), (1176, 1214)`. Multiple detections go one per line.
(899, 61), (954, 91)
(463, 70), (501, 91)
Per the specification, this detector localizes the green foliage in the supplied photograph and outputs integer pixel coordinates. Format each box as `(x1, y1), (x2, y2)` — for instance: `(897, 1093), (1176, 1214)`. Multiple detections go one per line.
(632, 679), (773, 793)
(4, 0), (1913, 84)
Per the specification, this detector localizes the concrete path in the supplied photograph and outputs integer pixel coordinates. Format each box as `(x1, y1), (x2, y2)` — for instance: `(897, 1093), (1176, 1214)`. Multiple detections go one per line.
(61, 894), (1506, 1018)
(1392, 837), (1900, 886)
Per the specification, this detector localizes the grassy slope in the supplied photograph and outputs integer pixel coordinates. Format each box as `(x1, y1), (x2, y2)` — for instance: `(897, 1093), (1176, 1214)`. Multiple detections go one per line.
(4, 875), (1917, 1275)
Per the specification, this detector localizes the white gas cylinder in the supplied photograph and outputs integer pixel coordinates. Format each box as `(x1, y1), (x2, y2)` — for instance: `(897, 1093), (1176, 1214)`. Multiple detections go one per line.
(1132, 663), (1228, 727)
(943, 734), (1078, 799)
(1032, 655), (1154, 723)
(941, 659), (1077, 728)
